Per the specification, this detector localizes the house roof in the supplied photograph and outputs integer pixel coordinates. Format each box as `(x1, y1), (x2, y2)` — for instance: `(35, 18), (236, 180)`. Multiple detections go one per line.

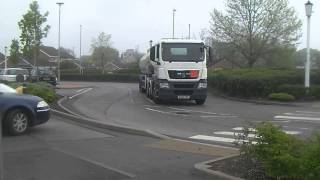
(40, 46), (75, 59)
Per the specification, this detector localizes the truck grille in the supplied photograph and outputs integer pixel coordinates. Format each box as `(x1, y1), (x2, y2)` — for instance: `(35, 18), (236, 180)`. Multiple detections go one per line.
(174, 90), (193, 95)
(173, 83), (196, 89)
(168, 70), (199, 79)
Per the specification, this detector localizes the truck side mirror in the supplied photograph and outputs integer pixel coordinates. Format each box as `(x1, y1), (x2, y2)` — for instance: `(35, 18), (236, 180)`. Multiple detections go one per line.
(150, 46), (155, 61)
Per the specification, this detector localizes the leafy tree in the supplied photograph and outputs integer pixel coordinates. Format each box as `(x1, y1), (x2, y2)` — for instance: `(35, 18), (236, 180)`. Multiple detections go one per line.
(210, 0), (302, 68)
(9, 39), (21, 66)
(294, 49), (320, 69)
(18, 1), (50, 66)
(91, 32), (119, 74)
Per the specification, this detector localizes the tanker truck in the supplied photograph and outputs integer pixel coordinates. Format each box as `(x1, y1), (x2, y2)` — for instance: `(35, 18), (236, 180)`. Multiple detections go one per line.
(139, 38), (212, 105)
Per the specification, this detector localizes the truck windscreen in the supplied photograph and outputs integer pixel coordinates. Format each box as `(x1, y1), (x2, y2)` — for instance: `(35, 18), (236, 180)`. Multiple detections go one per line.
(162, 43), (204, 62)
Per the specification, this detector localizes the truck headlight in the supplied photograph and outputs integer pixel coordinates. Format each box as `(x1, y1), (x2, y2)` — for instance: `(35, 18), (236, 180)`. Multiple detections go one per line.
(159, 82), (169, 89)
(37, 101), (49, 108)
(198, 81), (207, 89)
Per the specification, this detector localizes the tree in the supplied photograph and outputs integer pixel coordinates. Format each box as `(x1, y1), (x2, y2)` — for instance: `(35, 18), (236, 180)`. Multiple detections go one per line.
(91, 32), (119, 74)
(9, 39), (21, 66)
(210, 0), (302, 68)
(18, 1), (50, 66)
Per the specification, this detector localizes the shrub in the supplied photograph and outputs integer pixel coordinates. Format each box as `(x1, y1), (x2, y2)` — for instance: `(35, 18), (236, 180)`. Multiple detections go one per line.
(238, 122), (320, 179)
(268, 93), (295, 102)
(24, 83), (57, 103)
(277, 84), (306, 99)
(310, 86), (320, 99)
(9, 82), (58, 103)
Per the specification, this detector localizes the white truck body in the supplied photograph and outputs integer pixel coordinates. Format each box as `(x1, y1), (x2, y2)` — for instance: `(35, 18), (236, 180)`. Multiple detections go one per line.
(139, 38), (212, 105)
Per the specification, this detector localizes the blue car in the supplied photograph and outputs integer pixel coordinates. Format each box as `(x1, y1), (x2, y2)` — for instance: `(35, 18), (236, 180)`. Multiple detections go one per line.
(0, 83), (50, 135)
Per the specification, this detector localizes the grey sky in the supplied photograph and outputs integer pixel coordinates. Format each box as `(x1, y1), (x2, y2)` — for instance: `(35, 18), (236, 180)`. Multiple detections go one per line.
(0, 0), (319, 57)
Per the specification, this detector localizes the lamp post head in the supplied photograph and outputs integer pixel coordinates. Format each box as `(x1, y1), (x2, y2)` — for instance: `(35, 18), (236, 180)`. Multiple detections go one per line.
(56, 2), (64, 6)
(305, 1), (313, 17)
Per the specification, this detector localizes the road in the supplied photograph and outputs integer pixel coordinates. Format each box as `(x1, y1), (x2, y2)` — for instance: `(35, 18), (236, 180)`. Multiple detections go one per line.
(3, 115), (225, 180)
(57, 81), (320, 147)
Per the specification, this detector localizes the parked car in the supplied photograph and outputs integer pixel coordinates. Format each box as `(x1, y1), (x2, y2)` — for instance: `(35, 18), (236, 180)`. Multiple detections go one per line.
(0, 68), (29, 82)
(0, 83), (50, 135)
(30, 68), (57, 86)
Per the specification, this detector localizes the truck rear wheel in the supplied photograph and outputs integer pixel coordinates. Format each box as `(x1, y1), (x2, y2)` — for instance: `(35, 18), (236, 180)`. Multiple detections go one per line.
(195, 99), (206, 105)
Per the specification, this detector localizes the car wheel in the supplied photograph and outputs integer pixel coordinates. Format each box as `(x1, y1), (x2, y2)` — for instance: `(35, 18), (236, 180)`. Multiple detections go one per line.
(195, 99), (206, 105)
(5, 109), (29, 135)
(16, 74), (24, 82)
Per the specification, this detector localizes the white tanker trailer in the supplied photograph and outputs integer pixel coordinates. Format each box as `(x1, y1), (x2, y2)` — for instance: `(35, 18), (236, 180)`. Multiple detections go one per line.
(139, 38), (212, 105)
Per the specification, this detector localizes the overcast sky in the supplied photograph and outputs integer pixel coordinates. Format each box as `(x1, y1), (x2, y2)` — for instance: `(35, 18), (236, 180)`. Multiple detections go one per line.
(0, 0), (319, 57)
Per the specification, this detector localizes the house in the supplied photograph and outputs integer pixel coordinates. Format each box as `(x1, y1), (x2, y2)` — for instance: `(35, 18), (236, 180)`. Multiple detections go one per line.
(121, 49), (137, 64)
(0, 46), (82, 71)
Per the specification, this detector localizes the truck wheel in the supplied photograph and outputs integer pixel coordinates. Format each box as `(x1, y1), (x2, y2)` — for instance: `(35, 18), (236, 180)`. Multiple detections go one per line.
(195, 99), (206, 105)
(16, 74), (24, 82)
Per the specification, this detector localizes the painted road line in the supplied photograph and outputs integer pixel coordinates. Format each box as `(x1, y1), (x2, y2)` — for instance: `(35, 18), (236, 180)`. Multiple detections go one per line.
(169, 107), (218, 115)
(283, 131), (301, 135)
(200, 115), (237, 118)
(190, 135), (257, 144)
(284, 113), (320, 117)
(296, 111), (320, 115)
(274, 115), (320, 121)
(232, 127), (256, 132)
(76, 88), (85, 93)
(214, 131), (256, 138)
(190, 135), (236, 143)
(145, 108), (170, 114)
(69, 88), (93, 99)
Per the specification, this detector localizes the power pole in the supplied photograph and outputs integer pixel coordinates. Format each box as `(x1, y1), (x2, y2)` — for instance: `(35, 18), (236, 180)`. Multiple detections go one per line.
(4, 47), (7, 70)
(188, 24), (191, 39)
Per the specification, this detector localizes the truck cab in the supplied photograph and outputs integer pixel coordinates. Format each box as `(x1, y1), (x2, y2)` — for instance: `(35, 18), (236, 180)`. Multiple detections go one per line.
(139, 39), (212, 105)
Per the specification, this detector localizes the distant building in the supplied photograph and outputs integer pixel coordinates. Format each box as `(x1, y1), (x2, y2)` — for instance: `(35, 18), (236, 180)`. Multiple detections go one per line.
(121, 49), (137, 64)
(0, 46), (81, 71)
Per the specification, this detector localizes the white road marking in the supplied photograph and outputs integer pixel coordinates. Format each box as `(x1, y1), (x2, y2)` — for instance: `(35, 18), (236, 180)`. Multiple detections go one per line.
(128, 88), (134, 104)
(69, 88), (93, 99)
(76, 88), (85, 93)
(200, 115), (237, 118)
(232, 127), (256, 132)
(283, 131), (301, 135)
(169, 107), (218, 115)
(296, 111), (320, 115)
(274, 115), (320, 121)
(145, 108), (170, 114)
(190, 135), (257, 144)
(214, 131), (256, 138)
(190, 135), (236, 143)
(284, 113), (320, 117)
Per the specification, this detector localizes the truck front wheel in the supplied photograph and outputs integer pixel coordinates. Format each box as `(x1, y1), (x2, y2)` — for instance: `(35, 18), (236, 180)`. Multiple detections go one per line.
(195, 99), (206, 105)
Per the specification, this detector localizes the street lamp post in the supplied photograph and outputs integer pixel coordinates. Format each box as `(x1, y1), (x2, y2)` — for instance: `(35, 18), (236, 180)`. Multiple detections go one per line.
(4, 46), (7, 70)
(57, 2), (64, 82)
(173, 9), (176, 38)
(305, 1), (313, 90)
(188, 24), (191, 39)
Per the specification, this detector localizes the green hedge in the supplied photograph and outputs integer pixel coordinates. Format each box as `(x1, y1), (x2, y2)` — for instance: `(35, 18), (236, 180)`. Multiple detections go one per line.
(61, 73), (139, 83)
(209, 69), (320, 99)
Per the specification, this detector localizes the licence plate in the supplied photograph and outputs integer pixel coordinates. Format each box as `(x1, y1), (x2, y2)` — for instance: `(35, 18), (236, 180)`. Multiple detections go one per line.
(177, 95), (190, 100)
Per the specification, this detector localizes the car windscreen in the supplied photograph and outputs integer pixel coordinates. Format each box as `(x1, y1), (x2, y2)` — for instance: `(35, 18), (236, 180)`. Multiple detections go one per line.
(162, 43), (204, 62)
(0, 83), (16, 93)
(38, 69), (54, 76)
